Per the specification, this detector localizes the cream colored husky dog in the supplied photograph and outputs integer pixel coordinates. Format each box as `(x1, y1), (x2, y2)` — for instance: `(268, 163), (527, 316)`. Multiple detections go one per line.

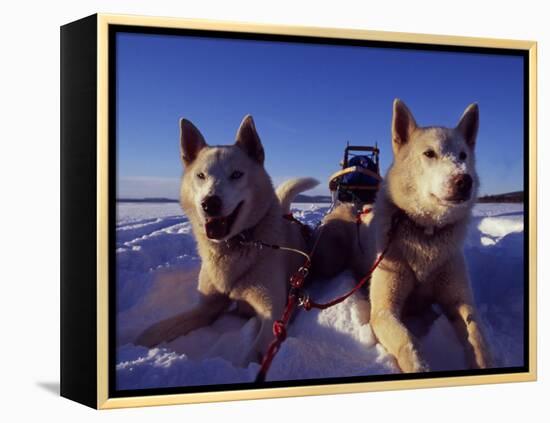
(369, 99), (493, 373)
(135, 115), (318, 365)
(311, 202), (375, 282)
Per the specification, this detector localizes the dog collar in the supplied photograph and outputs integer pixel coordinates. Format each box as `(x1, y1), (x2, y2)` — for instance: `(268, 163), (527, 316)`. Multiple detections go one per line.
(224, 227), (255, 248)
(394, 207), (443, 236)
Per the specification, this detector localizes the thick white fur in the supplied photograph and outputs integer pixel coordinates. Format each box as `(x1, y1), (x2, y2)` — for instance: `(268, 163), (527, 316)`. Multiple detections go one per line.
(276, 177), (319, 214)
(135, 115), (318, 365)
(368, 99), (493, 372)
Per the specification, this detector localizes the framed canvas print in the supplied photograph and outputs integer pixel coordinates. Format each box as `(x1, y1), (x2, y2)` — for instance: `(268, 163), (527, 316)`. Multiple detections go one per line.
(60, 13), (537, 409)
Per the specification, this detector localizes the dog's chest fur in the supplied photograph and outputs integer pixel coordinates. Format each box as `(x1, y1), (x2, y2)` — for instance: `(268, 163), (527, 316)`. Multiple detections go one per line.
(191, 203), (301, 295)
(201, 243), (262, 292)
(396, 218), (464, 282)
(374, 190), (470, 283)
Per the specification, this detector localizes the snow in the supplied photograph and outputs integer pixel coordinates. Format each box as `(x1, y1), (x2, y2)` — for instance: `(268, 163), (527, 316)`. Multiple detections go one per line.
(478, 213), (523, 247)
(115, 201), (524, 390)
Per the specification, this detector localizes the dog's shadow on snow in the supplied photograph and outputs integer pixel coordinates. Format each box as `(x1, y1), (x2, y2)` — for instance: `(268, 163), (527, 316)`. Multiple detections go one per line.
(464, 228), (525, 367)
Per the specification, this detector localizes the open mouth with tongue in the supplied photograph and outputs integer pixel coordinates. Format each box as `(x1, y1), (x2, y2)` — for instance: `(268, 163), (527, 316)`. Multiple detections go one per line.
(204, 201), (244, 240)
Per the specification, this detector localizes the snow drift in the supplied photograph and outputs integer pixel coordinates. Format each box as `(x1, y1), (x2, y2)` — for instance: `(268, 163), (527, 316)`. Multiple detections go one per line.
(115, 202), (524, 390)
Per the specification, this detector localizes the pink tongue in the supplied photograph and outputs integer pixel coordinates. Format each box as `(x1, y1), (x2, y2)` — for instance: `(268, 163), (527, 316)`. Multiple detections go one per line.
(205, 217), (228, 239)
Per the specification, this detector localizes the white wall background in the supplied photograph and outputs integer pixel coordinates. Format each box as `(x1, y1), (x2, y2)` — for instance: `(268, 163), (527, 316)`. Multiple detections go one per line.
(1, 0), (546, 421)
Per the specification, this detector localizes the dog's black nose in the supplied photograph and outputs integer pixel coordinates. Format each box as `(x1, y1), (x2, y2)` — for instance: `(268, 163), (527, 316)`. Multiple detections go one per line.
(454, 174), (473, 197)
(201, 195), (222, 216)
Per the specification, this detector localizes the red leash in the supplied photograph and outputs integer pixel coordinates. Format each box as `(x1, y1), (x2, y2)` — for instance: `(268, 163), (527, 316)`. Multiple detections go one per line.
(254, 210), (402, 383)
(302, 242), (389, 311)
(254, 259), (311, 383)
(303, 207), (377, 311)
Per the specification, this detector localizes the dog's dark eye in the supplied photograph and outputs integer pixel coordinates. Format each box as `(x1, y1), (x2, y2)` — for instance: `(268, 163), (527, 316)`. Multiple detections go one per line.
(230, 170), (244, 180)
(196, 172), (206, 180)
(423, 150), (437, 159)
(459, 151), (467, 160)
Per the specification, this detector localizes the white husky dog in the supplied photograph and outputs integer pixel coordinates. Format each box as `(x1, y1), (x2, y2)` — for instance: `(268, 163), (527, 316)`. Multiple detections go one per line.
(369, 99), (493, 373)
(136, 115), (318, 365)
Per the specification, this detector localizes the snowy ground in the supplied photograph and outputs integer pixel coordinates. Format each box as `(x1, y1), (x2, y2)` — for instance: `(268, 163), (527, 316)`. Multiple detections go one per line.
(115, 202), (524, 390)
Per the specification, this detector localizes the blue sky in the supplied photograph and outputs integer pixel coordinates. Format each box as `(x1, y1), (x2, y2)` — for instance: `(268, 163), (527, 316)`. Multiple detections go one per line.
(116, 32), (524, 198)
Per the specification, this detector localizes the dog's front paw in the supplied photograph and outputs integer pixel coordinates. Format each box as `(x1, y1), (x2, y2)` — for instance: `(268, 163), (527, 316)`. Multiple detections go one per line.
(397, 343), (429, 373)
(135, 319), (179, 348)
(470, 348), (494, 369)
(466, 324), (495, 369)
(135, 324), (164, 348)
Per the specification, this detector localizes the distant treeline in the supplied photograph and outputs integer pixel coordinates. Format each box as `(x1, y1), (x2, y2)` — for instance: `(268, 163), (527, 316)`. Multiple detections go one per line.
(117, 191), (524, 204)
(294, 194), (332, 203)
(295, 192), (525, 204)
(116, 195), (334, 204)
(117, 198), (179, 203)
(477, 191), (523, 203)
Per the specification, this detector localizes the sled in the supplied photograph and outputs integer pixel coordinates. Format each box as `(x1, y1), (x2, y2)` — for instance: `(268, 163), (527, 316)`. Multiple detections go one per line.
(328, 142), (383, 208)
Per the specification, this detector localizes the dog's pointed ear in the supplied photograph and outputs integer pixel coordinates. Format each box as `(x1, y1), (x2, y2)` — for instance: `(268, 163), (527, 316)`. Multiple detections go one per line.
(392, 99), (417, 154)
(180, 118), (207, 166)
(456, 103), (479, 149)
(235, 115), (265, 164)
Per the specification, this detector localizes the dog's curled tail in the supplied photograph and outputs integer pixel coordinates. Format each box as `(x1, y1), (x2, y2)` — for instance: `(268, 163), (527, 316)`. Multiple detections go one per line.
(276, 177), (319, 214)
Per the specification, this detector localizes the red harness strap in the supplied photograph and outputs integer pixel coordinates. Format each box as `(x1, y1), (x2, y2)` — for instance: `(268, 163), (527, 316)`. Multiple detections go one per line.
(254, 210), (402, 383)
(255, 246), (389, 382)
(302, 241), (388, 310)
(254, 259), (311, 383)
(356, 207), (372, 224)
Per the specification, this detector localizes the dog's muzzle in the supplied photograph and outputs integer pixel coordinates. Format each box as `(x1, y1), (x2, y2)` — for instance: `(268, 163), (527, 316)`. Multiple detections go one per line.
(445, 174), (473, 203)
(204, 201), (244, 240)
